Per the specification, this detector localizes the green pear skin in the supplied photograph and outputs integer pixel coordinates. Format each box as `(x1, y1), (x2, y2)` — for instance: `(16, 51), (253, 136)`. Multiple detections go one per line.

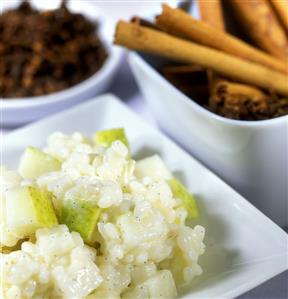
(94, 128), (129, 149)
(168, 178), (198, 218)
(61, 198), (101, 244)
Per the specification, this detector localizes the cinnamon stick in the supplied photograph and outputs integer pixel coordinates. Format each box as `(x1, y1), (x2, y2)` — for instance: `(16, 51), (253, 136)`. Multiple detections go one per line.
(229, 0), (288, 60)
(155, 4), (287, 74)
(269, 0), (288, 33)
(198, 0), (225, 82)
(198, 0), (270, 110)
(198, 0), (225, 102)
(198, 0), (225, 31)
(114, 21), (288, 95)
(213, 81), (269, 102)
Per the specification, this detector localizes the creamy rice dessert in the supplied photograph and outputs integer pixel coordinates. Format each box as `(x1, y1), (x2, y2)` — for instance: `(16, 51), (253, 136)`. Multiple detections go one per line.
(1, 129), (205, 299)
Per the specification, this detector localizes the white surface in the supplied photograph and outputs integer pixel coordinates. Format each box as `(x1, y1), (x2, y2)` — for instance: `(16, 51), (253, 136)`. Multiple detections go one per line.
(3, 94), (288, 299)
(0, 0), (123, 125)
(129, 53), (288, 228)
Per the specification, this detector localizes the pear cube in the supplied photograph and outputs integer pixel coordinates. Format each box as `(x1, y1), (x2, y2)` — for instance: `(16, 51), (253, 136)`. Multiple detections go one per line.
(5, 186), (58, 237)
(135, 155), (172, 181)
(61, 198), (101, 244)
(19, 146), (61, 179)
(123, 270), (177, 299)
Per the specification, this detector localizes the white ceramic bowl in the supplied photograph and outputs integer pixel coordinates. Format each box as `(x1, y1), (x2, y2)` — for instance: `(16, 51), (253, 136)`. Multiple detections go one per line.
(129, 52), (288, 227)
(0, 0), (123, 126)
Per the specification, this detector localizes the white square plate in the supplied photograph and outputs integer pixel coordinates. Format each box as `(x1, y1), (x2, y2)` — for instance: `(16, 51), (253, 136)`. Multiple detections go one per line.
(3, 94), (288, 299)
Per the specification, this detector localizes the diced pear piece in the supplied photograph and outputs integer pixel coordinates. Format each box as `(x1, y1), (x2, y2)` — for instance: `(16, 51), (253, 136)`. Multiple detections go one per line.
(144, 270), (177, 299)
(19, 146), (61, 179)
(5, 186), (58, 237)
(94, 128), (129, 149)
(168, 178), (198, 218)
(61, 198), (101, 244)
(135, 155), (172, 181)
(123, 270), (177, 299)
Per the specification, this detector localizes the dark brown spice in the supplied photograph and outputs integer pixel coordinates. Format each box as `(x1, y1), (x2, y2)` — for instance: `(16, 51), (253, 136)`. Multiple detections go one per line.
(0, 1), (108, 98)
(160, 63), (288, 120)
(207, 80), (288, 120)
(210, 85), (288, 120)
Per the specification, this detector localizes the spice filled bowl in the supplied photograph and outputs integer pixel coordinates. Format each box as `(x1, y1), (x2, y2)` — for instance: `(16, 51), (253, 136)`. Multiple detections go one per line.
(112, 2), (288, 226)
(1, 0), (123, 126)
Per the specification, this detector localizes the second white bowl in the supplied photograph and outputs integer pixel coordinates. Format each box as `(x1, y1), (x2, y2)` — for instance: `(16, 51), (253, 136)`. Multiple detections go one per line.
(129, 52), (288, 227)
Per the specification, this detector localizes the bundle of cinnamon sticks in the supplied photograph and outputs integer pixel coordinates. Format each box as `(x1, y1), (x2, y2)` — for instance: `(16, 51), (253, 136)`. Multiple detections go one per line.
(114, 0), (288, 121)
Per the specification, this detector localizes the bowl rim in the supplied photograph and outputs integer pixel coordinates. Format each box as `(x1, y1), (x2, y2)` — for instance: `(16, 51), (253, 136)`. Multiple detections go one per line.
(0, 0), (124, 109)
(129, 52), (288, 128)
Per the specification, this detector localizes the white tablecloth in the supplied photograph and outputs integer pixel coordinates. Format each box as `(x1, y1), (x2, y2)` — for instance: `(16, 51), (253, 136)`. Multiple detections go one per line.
(2, 57), (287, 299)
